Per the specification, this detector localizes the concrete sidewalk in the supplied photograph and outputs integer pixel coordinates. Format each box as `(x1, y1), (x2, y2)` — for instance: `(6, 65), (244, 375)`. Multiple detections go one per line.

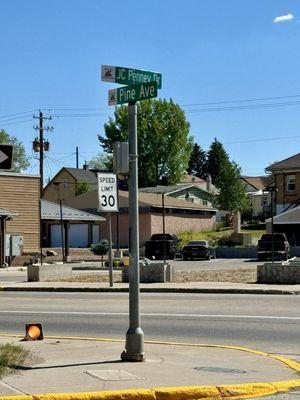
(0, 280), (300, 295)
(0, 336), (300, 398)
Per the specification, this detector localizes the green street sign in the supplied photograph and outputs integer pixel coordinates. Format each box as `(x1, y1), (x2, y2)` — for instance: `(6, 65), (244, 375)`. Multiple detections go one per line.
(108, 82), (158, 106)
(102, 65), (162, 89)
(108, 82), (157, 106)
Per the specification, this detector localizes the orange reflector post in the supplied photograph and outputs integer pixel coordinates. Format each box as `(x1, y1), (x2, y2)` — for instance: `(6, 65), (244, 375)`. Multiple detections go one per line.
(24, 323), (44, 341)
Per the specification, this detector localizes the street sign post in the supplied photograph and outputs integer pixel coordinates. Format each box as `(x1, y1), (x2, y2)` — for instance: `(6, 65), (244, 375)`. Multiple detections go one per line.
(101, 64), (162, 362)
(97, 173), (118, 212)
(97, 172), (118, 288)
(0, 144), (13, 170)
(108, 82), (158, 106)
(101, 65), (162, 89)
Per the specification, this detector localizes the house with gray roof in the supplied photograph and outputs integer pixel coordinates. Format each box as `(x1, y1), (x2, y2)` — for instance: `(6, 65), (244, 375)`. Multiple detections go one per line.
(43, 166), (99, 203)
(41, 199), (105, 248)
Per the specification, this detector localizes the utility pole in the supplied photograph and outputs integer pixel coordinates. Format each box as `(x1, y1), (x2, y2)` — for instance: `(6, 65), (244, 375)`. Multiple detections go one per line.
(76, 146), (79, 168)
(33, 110), (53, 265)
(33, 110), (53, 198)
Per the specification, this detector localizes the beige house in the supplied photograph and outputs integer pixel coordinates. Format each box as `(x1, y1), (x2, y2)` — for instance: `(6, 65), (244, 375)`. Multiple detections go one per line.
(241, 175), (274, 218)
(65, 189), (217, 248)
(43, 166), (98, 203)
(0, 172), (40, 264)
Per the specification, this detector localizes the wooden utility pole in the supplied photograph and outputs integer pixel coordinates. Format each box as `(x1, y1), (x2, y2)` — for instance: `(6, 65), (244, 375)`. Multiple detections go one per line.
(33, 110), (52, 198)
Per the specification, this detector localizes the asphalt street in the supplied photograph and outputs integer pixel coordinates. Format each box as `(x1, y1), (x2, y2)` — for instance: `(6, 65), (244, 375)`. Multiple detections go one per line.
(0, 291), (299, 357)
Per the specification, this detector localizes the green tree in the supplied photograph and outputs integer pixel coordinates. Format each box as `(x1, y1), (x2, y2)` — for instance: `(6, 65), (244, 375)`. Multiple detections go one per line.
(89, 152), (112, 171)
(206, 138), (229, 184)
(0, 129), (30, 172)
(214, 161), (250, 212)
(98, 99), (193, 187)
(187, 143), (207, 178)
(75, 180), (90, 196)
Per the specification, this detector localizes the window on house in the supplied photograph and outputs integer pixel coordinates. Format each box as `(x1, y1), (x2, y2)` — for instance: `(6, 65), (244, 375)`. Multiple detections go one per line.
(202, 200), (208, 205)
(286, 175), (296, 192)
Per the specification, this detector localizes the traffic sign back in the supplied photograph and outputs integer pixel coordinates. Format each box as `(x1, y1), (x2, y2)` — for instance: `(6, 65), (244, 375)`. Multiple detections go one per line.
(0, 144), (13, 170)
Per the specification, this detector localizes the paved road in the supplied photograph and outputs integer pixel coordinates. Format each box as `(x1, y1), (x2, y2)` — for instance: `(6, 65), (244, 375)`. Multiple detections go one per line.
(0, 291), (299, 357)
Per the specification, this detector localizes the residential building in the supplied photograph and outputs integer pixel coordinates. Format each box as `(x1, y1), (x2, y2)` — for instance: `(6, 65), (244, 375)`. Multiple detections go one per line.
(0, 172), (40, 265)
(241, 175), (274, 219)
(266, 153), (300, 214)
(43, 166), (98, 203)
(65, 189), (217, 248)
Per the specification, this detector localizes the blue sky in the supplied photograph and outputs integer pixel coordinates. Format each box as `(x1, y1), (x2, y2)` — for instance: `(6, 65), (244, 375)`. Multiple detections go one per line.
(1, 0), (300, 181)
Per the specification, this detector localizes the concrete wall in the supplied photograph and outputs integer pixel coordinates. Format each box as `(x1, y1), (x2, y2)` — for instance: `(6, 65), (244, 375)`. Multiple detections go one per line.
(27, 264), (72, 282)
(216, 247), (257, 258)
(122, 262), (173, 283)
(257, 261), (300, 284)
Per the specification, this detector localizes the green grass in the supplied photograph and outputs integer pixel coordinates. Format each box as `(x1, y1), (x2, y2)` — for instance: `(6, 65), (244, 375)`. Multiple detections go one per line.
(178, 226), (266, 246)
(0, 343), (30, 378)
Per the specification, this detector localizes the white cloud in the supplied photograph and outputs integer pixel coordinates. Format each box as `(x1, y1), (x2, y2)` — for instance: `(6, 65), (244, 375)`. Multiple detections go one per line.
(273, 13), (294, 23)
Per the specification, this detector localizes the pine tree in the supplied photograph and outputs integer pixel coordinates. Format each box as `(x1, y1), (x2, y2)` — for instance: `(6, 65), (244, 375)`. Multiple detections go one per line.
(187, 143), (207, 178)
(206, 138), (229, 184)
(214, 161), (250, 212)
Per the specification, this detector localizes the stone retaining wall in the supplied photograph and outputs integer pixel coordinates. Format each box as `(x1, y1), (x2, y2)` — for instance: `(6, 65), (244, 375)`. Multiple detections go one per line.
(122, 261), (173, 283)
(28, 264), (72, 282)
(257, 261), (300, 284)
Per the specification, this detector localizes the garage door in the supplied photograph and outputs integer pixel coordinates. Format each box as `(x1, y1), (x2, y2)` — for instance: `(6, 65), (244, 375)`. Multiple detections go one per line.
(50, 224), (89, 248)
(70, 224), (88, 247)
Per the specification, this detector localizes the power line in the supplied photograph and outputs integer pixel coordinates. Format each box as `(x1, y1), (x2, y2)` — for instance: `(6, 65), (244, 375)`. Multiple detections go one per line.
(0, 119), (33, 127)
(223, 134), (300, 145)
(182, 94), (300, 107)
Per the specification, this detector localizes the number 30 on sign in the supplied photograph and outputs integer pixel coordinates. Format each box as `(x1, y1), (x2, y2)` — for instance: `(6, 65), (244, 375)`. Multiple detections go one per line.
(97, 173), (118, 212)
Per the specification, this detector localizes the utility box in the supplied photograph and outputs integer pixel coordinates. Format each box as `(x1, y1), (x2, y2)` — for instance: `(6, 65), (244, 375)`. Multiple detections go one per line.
(5, 234), (23, 257)
(113, 141), (129, 174)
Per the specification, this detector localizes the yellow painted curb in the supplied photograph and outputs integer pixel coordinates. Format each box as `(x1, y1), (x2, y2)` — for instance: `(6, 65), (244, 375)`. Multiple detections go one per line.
(0, 334), (300, 400)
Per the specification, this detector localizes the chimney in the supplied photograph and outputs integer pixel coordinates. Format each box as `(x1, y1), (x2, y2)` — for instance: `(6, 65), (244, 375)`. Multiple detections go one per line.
(206, 173), (212, 191)
(83, 162), (89, 170)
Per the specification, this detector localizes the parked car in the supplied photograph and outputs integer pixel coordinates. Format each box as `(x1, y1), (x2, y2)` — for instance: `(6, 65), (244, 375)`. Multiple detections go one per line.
(182, 240), (216, 260)
(145, 233), (182, 260)
(257, 233), (290, 261)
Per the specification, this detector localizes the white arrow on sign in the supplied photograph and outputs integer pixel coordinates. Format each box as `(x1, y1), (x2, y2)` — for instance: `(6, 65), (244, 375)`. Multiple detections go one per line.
(0, 150), (9, 164)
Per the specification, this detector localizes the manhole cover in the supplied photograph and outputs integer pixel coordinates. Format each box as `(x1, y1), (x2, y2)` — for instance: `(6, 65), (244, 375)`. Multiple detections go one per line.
(195, 367), (247, 374)
(84, 370), (142, 381)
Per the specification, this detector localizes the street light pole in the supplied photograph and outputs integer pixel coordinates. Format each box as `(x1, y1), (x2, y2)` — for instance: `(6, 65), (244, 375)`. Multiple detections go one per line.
(121, 102), (144, 362)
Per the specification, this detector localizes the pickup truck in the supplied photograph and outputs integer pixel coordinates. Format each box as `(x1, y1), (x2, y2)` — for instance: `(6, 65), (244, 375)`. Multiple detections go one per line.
(145, 233), (181, 260)
(257, 233), (290, 261)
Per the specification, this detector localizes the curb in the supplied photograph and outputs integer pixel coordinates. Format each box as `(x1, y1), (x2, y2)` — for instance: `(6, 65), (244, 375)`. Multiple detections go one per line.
(0, 380), (300, 400)
(1, 335), (300, 399)
(0, 286), (299, 295)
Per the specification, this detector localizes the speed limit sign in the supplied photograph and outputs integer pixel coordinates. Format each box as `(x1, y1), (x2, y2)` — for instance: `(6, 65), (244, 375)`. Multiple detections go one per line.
(97, 173), (118, 212)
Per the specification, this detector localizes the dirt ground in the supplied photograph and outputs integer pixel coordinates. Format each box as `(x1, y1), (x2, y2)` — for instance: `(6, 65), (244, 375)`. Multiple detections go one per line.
(70, 268), (257, 284)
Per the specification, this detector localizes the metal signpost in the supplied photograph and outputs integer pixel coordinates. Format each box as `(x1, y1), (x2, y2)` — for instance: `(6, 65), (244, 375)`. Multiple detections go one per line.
(0, 145), (13, 170)
(101, 65), (161, 362)
(97, 172), (118, 287)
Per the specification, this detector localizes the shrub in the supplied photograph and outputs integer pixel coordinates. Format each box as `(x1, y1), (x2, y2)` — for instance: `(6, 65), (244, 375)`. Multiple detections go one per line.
(91, 240), (109, 255)
(0, 343), (30, 378)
